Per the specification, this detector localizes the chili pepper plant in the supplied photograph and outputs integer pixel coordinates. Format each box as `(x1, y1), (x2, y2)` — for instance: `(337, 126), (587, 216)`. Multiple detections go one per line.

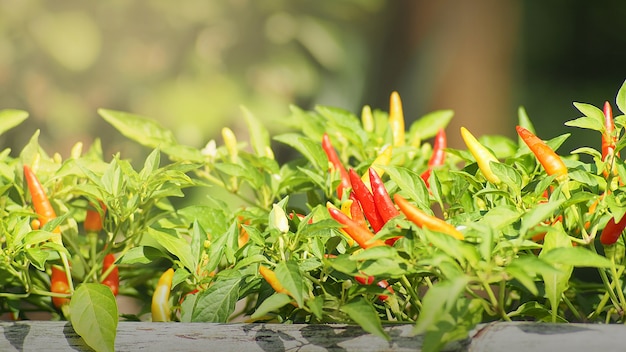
(1, 80), (626, 352)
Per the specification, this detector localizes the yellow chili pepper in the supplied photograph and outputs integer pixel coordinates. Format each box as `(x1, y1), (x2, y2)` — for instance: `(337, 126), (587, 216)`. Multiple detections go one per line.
(151, 268), (174, 322)
(361, 144), (393, 189)
(361, 105), (374, 133)
(460, 127), (501, 185)
(259, 265), (290, 295)
(389, 91), (405, 147)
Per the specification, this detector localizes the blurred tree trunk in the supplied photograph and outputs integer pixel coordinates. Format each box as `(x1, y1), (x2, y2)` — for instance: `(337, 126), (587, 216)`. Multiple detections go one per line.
(366, 0), (521, 148)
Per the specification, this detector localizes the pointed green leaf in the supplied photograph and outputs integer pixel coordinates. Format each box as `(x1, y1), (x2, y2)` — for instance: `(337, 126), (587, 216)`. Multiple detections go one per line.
(147, 228), (195, 273)
(0, 109), (28, 136)
(274, 133), (327, 171)
(539, 224), (573, 322)
(274, 260), (305, 308)
(98, 109), (177, 148)
(340, 297), (389, 341)
(250, 293), (293, 319)
(408, 110), (454, 140)
(541, 247), (612, 268)
(242, 106), (272, 158)
(382, 165), (429, 207)
(414, 276), (470, 334)
(519, 199), (565, 238)
(191, 277), (241, 322)
(70, 283), (118, 352)
(617, 79), (626, 115)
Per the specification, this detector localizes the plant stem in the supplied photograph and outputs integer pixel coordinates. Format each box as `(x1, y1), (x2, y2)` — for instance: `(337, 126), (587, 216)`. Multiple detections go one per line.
(400, 275), (422, 310)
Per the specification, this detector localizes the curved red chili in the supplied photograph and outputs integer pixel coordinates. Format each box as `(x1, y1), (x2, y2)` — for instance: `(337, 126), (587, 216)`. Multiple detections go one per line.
(322, 133), (351, 197)
(349, 169), (384, 232)
(421, 128), (446, 187)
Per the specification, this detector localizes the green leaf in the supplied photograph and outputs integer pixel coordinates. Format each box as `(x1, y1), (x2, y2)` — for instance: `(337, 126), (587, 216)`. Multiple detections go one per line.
(569, 102), (605, 132)
(118, 246), (163, 264)
(490, 162), (522, 193)
(98, 109), (177, 148)
(0, 109), (28, 136)
(250, 293), (293, 319)
(617, 79), (626, 115)
(541, 247), (612, 268)
(519, 199), (565, 238)
(274, 133), (327, 171)
(477, 205), (521, 230)
(408, 110), (454, 141)
(507, 301), (566, 322)
(504, 256), (560, 296)
(382, 165), (429, 207)
(191, 276), (241, 322)
(70, 283), (118, 352)
(421, 298), (483, 352)
(517, 106), (535, 134)
(241, 106), (272, 158)
(340, 297), (389, 341)
(274, 260), (305, 308)
(538, 223), (573, 322)
(414, 276), (470, 334)
(147, 228), (195, 273)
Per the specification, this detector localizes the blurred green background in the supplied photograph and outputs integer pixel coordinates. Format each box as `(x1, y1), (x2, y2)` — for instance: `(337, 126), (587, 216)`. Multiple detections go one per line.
(0, 0), (625, 162)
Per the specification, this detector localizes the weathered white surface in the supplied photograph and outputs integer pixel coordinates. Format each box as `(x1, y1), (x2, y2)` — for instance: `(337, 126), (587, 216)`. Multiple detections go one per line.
(0, 321), (428, 352)
(1, 321), (626, 351)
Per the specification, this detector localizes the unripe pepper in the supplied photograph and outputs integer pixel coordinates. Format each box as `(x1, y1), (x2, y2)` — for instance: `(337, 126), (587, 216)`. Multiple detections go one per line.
(151, 268), (174, 322)
(516, 126), (568, 183)
(322, 133), (351, 197)
(394, 194), (464, 240)
(389, 91), (405, 147)
(361, 105), (375, 133)
(460, 127), (501, 185)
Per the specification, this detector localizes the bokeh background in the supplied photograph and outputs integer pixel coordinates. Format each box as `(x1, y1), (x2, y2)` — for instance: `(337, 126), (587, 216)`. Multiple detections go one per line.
(1, 0), (625, 163)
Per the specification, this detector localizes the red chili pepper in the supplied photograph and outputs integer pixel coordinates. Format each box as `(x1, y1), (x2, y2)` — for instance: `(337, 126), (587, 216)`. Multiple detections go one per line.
(349, 169), (385, 233)
(394, 194), (464, 240)
(368, 168), (399, 223)
(322, 133), (351, 197)
(421, 128), (447, 187)
(50, 265), (70, 308)
(516, 126), (568, 182)
(354, 273), (394, 301)
(101, 253), (119, 296)
(327, 206), (386, 249)
(368, 168), (401, 245)
(23, 165), (61, 241)
(84, 201), (106, 233)
(600, 213), (626, 245)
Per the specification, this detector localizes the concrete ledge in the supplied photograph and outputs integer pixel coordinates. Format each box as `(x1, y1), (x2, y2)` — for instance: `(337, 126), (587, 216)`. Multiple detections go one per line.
(1, 321), (625, 351)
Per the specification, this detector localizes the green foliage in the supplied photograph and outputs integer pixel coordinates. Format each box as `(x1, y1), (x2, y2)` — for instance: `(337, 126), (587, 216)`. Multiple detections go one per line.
(2, 80), (626, 351)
